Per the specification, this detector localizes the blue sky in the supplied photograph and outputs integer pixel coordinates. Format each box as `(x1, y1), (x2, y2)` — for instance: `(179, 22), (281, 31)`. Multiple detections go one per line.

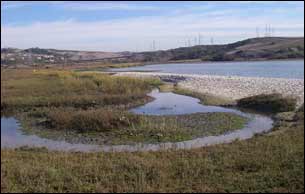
(1, 1), (304, 51)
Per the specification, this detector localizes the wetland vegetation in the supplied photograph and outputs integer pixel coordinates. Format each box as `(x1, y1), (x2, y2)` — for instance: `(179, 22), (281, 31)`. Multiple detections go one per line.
(1, 68), (303, 193)
(1, 108), (303, 192)
(1, 69), (247, 145)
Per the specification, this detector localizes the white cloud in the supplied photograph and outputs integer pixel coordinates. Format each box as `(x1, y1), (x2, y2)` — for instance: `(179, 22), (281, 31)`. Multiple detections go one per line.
(1, 3), (304, 51)
(59, 2), (159, 11)
(1, 1), (160, 11)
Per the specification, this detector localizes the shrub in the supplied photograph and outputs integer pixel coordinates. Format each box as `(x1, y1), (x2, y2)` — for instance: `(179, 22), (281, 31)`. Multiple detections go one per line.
(237, 93), (297, 113)
(294, 104), (304, 122)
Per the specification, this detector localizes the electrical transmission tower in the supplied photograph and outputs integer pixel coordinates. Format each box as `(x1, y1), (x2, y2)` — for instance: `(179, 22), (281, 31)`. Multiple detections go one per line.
(198, 34), (202, 45)
(272, 27), (275, 37)
(210, 37), (214, 45)
(152, 40), (156, 51)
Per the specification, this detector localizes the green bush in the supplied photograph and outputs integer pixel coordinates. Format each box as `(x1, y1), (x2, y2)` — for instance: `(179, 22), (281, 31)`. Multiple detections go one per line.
(237, 93), (297, 113)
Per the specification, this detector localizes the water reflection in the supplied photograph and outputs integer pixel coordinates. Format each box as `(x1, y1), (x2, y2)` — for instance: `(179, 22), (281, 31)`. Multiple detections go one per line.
(1, 90), (274, 152)
(131, 89), (242, 115)
(1, 117), (101, 152)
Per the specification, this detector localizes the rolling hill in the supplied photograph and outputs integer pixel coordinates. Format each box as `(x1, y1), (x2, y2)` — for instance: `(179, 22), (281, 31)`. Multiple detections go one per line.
(1, 37), (303, 68)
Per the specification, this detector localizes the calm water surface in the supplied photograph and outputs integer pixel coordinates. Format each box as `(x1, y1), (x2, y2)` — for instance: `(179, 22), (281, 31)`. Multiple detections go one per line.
(131, 89), (242, 115)
(1, 90), (274, 152)
(111, 60), (304, 79)
(1, 117), (101, 152)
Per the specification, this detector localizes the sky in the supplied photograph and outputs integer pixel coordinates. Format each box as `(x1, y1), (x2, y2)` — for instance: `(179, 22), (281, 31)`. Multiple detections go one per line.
(1, 1), (304, 52)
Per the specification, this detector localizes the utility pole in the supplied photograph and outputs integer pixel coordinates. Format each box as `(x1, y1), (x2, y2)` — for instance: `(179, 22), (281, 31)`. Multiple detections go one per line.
(29, 48), (34, 67)
(63, 54), (67, 69)
(198, 33), (201, 45)
(152, 40), (156, 51)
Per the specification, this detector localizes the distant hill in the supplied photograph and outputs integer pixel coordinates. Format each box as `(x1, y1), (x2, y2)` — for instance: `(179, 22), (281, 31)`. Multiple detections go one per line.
(1, 37), (303, 68)
(131, 37), (304, 62)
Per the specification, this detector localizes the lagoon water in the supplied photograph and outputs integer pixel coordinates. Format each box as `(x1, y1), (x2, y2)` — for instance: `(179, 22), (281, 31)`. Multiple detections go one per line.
(111, 60), (304, 79)
(1, 117), (102, 152)
(131, 89), (242, 115)
(1, 90), (274, 152)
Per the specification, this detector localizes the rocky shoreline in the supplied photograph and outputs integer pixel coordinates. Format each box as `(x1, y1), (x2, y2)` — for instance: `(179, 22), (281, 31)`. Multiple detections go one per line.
(116, 72), (304, 107)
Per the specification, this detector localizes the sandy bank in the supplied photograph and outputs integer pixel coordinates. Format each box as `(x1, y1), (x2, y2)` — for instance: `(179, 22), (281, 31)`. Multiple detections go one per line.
(116, 72), (304, 106)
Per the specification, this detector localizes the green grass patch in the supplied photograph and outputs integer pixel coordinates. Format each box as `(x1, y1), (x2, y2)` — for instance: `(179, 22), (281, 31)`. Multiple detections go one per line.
(19, 109), (247, 145)
(73, 62), (144, 72)
(1, 69), (161, 114)
(173, 87), (235, 106)
(47, 108), (139, 133)
(1, 120), (303, 193)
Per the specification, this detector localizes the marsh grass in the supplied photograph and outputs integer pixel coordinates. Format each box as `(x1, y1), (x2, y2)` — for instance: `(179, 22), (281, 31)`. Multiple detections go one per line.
(1, 69), (161, 113)
(1, 69), (304, 193)
(173, 87), (235, 106)
(1, 69), (247, 144)
(69, 62), (144, 71)
(20, 109), (247, 145)
(47, 108), (139, 133)
(1, 119), (303, 193)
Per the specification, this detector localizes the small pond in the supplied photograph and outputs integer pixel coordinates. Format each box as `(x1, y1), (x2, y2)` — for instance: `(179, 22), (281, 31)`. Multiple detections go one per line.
(1, 90), (274, 152)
